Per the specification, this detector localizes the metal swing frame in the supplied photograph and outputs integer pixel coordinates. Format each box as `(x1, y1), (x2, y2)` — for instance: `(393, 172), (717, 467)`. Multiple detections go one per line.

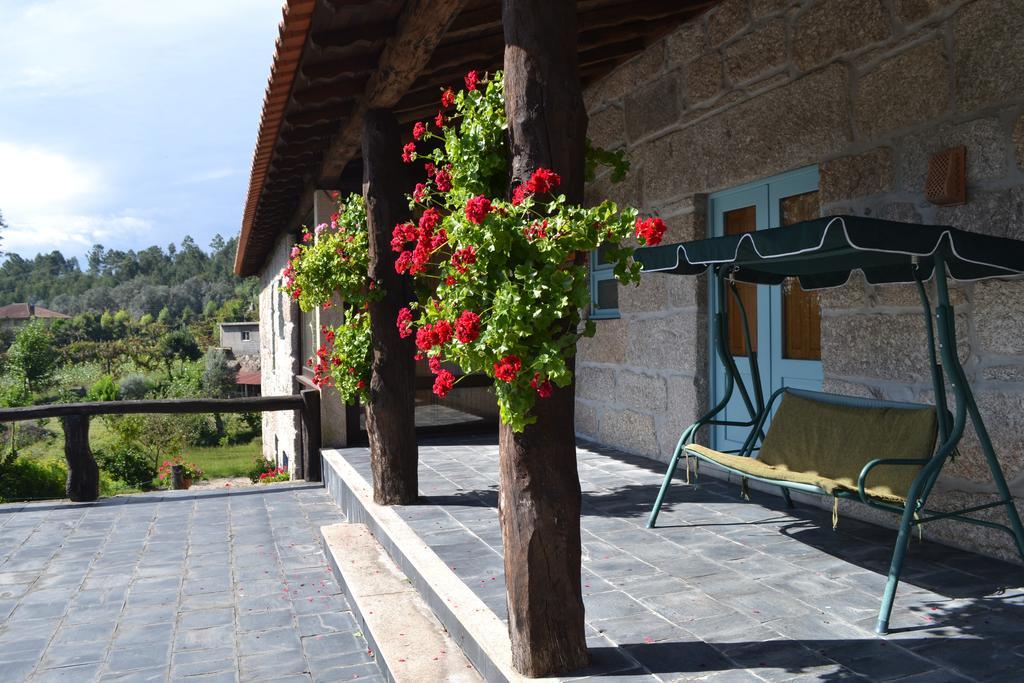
(645, 248), (1024, 634)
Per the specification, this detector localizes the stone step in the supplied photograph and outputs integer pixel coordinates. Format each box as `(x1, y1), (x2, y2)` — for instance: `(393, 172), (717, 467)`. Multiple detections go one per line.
(321, 521), (481, 683)
(322, 450), (556, 683)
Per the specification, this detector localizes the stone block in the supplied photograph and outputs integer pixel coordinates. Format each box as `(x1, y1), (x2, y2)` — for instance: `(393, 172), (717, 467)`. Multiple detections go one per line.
(982, 365), (1024, 382)
(666, 20), (708, 66)
(598, 408), (660, 457)
(953, 0), (1024, 113)
(686, 52), (724, 104)
(665, 271), (704, 310)
(575, 401), (599, 437)
(707, 0), (750, 45)
(644, 65), (850, 202)
(820, 378), (880, 399)
(585, 43), (666, 108)
(577, 366), (616, 402)
(619, 272), (667, 313)
(820, 147), (893, 204)
(616, 370), (668, 411)
(587, 105), (626, 151)
(896, 117), (1006, 193)
(579, 317), (628, 363)
(625, 72), (681, 141)
(876, 202), (922, 224)
(946, 390), (1024, 485)
(584, 162), (641, 209)
(854, 39), (950, 139)
(793, 0), (891, 70)
(1014, 113), (1024, 170)
(935, 186), (1024, 241)
(724, 19), (787, 85)
(752, 0), (795, 18)
(896, 0), (960, 25)
(657, 375), (703, 456)
(973, 279), (1024, 355)
(821, 311), (969, 382)
(626, 313), (704, 372)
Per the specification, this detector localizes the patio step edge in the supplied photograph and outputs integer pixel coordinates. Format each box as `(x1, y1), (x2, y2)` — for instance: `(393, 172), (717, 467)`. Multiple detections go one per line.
(320, 522), (481, 683)
(322, 449), (556, 683)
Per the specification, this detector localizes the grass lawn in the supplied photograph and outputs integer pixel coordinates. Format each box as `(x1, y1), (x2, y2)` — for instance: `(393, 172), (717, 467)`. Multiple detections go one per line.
(186, 440), (263, 479)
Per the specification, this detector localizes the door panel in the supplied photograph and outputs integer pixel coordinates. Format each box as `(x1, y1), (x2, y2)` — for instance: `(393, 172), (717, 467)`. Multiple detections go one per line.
(710, 167), (822, 452)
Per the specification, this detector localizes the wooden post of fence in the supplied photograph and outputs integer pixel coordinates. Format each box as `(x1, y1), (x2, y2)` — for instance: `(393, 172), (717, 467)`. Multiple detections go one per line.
(300, 388), (322, 482)
(62, 414), (99, 502)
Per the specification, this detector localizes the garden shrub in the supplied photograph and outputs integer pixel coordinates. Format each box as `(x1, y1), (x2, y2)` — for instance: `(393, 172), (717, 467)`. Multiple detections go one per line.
(86, 375), (120, 402)
(247, 456), (278, 483)
(118, 373), (153, 400)
(95, 445), (155, 487)
(0, 457), (67, 502)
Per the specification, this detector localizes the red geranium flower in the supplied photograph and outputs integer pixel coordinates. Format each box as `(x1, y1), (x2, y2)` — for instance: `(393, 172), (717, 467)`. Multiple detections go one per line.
(401, 141), (416, 163)
(397, 307), (413, 338)
(464, 70), (478, 91)
(412, 121), (426, 140)
(434, 111), (445, 128)
(433, 369), (456, 398)
(511, 184), (528, 206)
(635, 216), (667, 246)
(526, 167), (561, 195)
(432, 319), (454, 345)
(413, 183), (427, 203)
(493, 355), (522, 383)
(464, 195), (491, 224)
(455, 310), (480, 344)
(434, 166), (452, 192)
(451, 245), (476, 273)
(530, 373), (554, 398)
(441, 88), (455, 108)
(415, 325), (434, 351)
(419, 207), (441, 233)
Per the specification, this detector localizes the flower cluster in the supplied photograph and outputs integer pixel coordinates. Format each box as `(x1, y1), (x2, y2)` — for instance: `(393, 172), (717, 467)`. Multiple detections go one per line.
(156, 456), (203, 483)
(258, 466), (290, 484)
(397, 70), (650, 430)
(280, 194), (376, 404)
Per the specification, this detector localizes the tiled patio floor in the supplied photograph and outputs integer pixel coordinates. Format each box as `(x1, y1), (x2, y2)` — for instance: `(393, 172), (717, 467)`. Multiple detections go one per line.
(343, 436), (1024, 682)
(0, 483), (382, 682)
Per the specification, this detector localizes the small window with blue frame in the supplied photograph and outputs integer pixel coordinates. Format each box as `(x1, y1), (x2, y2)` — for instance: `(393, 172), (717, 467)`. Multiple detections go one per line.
(590, 244), (619, 319)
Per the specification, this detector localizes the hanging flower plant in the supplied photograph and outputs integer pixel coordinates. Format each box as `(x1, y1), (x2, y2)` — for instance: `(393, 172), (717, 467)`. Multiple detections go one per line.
(281, 193), (377, 403)
(397, 71), (664, 431)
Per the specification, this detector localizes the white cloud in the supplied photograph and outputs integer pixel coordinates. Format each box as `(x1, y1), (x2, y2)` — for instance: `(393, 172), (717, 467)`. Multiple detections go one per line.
(0, 141), (150, 256)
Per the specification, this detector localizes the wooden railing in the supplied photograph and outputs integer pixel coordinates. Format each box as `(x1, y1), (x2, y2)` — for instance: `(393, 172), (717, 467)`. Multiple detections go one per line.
(0, 390), (322, 502)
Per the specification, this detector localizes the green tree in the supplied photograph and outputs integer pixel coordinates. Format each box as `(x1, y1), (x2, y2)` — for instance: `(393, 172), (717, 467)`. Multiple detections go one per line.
(8, 320), (57, 394)
(157, 329), (201, 380)
(202, 348), (238, 437)
(157, 306), (172, 326)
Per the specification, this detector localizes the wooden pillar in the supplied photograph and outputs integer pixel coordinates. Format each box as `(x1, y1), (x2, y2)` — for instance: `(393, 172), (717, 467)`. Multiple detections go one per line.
(300, 388), (323, 482)
(62, 414), (99, 502)
(500, 0), (589, 675)
(362, 108), (419, 505)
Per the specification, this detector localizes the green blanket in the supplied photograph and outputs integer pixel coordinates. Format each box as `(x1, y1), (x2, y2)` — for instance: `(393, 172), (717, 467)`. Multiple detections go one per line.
(686, 393), (938, 504)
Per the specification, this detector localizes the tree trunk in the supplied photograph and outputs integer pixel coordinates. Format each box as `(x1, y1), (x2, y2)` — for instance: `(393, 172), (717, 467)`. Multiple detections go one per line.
(362, 108), (418, 505)
(62, 414), (99, 502)
(500, 0), (589, 675)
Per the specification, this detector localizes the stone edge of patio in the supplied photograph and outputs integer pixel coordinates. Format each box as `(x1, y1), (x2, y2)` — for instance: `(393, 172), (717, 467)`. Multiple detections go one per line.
(321, 522), (481, 683)
(322, 449), (556, 683)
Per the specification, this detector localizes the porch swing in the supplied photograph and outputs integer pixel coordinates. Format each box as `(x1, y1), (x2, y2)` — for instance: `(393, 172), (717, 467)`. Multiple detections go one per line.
(633, 214), (1024, 634)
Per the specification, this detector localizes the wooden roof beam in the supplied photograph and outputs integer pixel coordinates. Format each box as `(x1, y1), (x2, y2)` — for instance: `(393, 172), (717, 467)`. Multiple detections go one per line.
(318, 0), (468, 183)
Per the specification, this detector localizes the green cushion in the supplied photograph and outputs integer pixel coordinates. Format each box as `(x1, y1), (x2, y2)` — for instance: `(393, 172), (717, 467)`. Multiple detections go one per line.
(686, 393), (938, 504)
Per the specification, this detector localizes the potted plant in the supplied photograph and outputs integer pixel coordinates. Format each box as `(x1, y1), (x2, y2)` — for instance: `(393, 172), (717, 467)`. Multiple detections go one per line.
(157, 456), (203, 490)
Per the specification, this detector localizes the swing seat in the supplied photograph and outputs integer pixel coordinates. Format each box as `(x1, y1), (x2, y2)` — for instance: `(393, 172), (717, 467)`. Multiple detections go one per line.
(685, 390), (939, 506)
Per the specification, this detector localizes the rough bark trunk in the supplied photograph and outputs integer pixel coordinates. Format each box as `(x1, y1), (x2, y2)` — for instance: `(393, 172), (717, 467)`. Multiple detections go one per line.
(362, 108), (418, 505)
(500, 0), (589, 675)
(62, 414), (99, 502)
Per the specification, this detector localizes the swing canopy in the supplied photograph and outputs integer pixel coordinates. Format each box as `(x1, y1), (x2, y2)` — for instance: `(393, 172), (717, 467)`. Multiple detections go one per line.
(633, 215), (1024, 288)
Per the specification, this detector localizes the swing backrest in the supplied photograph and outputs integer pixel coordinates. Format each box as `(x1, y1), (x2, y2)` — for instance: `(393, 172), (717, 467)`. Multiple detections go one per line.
(757, 389), (939, 501)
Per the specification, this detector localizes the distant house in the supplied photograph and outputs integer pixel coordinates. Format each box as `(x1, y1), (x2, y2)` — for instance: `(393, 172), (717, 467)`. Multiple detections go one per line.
(236, 368), (262, 397)
(0, 303), (70, 329)
(218, 321), (259, 357)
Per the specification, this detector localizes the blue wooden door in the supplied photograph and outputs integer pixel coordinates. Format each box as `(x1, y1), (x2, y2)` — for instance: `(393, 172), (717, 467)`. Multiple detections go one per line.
(710, 167), (823, 452)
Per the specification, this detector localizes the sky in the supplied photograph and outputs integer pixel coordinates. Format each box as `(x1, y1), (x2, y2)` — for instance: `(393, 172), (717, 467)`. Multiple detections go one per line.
(0, 0), (285, 263)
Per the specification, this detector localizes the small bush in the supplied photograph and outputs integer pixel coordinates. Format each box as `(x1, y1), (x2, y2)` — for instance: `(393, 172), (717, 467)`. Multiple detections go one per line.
(257, 467), (289, 484)
(247, 456), (278, 483)
(95, 445), (155, 487)
(0, 457), (67, 502)
(86, 375), (120, 402)
(118, 373), (153, 400)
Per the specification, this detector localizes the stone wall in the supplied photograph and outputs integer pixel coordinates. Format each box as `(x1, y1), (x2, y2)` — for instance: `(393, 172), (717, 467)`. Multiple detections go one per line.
(259, 232), (303, 474)
(578, 0), (1024, 561)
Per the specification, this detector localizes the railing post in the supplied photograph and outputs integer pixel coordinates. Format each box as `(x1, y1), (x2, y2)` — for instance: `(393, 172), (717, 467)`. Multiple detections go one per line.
(300, 389), (322, 482)
(62, 414), (99, 502)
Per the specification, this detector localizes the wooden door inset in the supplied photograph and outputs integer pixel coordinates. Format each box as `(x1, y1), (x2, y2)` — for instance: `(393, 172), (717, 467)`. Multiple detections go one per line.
(724, 206), (758, 357)
(779, 190), (821, 360)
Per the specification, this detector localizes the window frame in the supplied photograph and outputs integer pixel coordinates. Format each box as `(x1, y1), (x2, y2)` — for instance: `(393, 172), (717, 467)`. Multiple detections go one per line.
(589, 249), (620, 320)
